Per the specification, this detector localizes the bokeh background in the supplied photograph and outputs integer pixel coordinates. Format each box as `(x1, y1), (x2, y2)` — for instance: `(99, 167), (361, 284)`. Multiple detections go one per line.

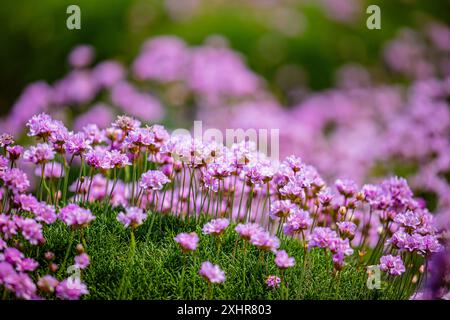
(1, 0), (449, 111)
(1, 0), (450, 216)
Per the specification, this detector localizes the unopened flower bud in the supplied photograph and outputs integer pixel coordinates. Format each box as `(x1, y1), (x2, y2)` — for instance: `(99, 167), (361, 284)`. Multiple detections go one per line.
(76, 243), (85, 254)
(338, 206), (347, 216)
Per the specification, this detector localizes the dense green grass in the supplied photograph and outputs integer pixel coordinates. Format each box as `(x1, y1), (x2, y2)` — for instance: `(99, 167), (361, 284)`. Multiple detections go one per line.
(38, 203), (407, 300)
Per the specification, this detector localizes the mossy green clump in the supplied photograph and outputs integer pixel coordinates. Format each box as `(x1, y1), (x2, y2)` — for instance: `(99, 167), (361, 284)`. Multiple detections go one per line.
(39, 203), (408, 300)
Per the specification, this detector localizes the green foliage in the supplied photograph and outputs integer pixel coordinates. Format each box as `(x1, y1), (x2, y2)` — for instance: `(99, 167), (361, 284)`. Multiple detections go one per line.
(39, 203), (407, 300)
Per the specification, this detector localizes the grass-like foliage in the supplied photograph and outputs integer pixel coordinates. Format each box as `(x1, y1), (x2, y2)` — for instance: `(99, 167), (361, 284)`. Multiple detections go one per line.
(40, 203), (402, 300)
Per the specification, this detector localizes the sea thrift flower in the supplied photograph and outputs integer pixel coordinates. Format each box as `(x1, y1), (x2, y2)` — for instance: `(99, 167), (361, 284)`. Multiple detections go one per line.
(59, 204), (95, 228)
(16, 218), (44, 245)
(65, 132), (92, 156)
(15, 194), (39, 212)
(235, 223), (264, 240)
(250, 231), (280, 253)
(202, 218), (230, 236)
(56, 278), (89, 300)
(0, 133), (14, 147)
(68, 44), (94, 68)
(16, 258), (39, 272)
(379, 255), (406, 276)
(270, 200), (296, 220)
(266, 275), (281, 288)
(33, 202), (57, 224)
(275, 250), (295, 269)
(37, 275), (59, 293)
(117, 207), (147, 229)
(74, 253), (90, 269)
(0, 168), (30, 192)
(85, 148), (111, 169)
(34, 163), (65, 179)
(112, 115), (141, 133)
(139, 170), (170, 191)
(26, 113), (58, 139)
(336, 221), (357, 239)
(283, 209), (312, 236)
(23, 143), (55, 164)
(335, 179), (358, 197)
(308, 227), (339, 249)
(6, 272), (37, 300)
(6, 145), (23, 161)
(199, 261), (226, 284)
(174, 232), (199, 252)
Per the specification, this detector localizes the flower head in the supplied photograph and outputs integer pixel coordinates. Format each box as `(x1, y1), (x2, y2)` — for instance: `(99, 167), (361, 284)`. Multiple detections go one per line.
(74, 253), (90, 269)
(174, 232), (199, 253)
(56, 278), (89, 300)
(270, 200), (296, 220)
(139, 170), (170, 191)
(23, 143), (55, 165)
(202, 218), (229, 236)
(235, 223), (264, 240)
(199, 261), (226, 284)
(283, 209), (312, 236)
(266, 275), (281, 289)
(275, 250), (295, 269)
(117, 207), (147, 229)
(379, 255), (405, 276)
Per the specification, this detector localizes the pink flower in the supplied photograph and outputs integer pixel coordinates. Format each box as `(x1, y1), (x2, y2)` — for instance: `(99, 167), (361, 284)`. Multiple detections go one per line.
(37, 275), (59, 293)
(34, 163), (65, 179)
(308, 227), (338, 250)
(59, 204), (95, 228)
(16, 258), (39, 272)
(74, 253), (90, 269)
(85, 148), (111, 169)
(274, 250), (295, 269)
(235, 223), (264, 240)
(65, 132), (92, 156)
(270, 200), (296, 220)
(26, 113), (59, 139)
(139, 170), (170, 191)
(202, 218), (229, 236)
(250, 231), (280, 253)
(0, 168), (30, 193)
(266, 275), (281, 288)
(379, 255), (405, 276)
(0, 133), (14, 147)
(6, 145), (23, 161)
(199, 261), (226, 284)
(69, 45), (95, 68)
(283, 209), (312, 236)
(335, 179), (358, 197)
(16, 218), (44, 245)
(106, 150), (131, 169)
(117, 207), (147, 229)
(33, 202), (57, 224)
(23, 143), (55, 164)
(336, 221), (357, 239)
(56, 278), (89, 300)
(174, 232), (199, 252)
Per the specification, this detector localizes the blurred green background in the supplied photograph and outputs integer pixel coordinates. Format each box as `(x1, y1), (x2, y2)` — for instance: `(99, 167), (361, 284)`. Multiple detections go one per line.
(0, 0), (449, 114)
